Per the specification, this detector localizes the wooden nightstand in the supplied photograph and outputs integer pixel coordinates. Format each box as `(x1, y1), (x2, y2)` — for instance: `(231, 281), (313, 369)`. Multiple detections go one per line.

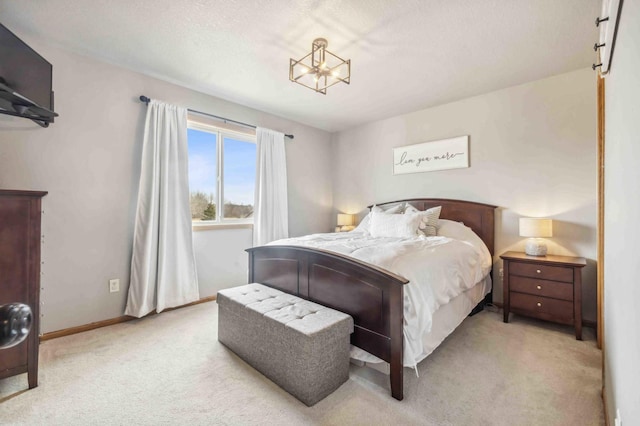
(501, 251), (586, 340)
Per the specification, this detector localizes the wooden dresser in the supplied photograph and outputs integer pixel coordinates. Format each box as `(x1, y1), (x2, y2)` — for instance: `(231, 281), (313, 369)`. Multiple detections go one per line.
(501, 251), (586, 340)
(0, 189), (47, 388)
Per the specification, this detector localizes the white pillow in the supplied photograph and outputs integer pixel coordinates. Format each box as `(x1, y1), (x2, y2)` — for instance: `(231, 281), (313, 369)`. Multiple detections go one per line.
(353, 203), (406, 233)
(369, 211), (423, 238)
(352, 213), (371, 233)
(404, 205), (442, 237)
(372, 203), (405, 214)
(436, 218), (465, 234)
(403, 204), (418, 213)
(437, 219), (491, 268)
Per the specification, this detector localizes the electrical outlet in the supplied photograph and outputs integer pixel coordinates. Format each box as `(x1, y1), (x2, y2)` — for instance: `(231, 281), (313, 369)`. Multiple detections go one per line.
(109, 279), (120, 293)
(499, 268), (504, 278)
(615, 409), (621, 426)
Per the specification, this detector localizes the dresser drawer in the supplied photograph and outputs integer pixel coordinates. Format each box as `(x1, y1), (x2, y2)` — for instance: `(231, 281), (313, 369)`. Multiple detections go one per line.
(510, 276), (573, 301)
(509, 262), (573, 283)
(510, 292), (573, 321)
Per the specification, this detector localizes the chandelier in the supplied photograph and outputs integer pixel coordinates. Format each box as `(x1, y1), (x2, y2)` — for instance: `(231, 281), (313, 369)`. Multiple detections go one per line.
(289, 38), (351, 95)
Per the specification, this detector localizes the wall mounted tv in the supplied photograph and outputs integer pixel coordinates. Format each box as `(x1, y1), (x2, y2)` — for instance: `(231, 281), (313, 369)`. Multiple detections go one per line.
(0, 23), (58, 127)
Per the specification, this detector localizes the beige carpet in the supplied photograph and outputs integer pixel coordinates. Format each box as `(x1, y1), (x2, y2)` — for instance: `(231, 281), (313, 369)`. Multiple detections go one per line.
(0, 303), (603, 425)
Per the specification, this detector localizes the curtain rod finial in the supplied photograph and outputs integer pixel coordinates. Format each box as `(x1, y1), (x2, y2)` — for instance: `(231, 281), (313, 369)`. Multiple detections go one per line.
(139, 95), (150, 104)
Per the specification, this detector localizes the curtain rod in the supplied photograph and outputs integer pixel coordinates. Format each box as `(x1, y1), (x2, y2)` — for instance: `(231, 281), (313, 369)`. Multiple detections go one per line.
(138, 96), (294, 139)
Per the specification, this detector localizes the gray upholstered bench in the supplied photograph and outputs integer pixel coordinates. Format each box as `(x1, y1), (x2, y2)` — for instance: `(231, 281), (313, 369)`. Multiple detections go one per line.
(217, 283), (354, 406)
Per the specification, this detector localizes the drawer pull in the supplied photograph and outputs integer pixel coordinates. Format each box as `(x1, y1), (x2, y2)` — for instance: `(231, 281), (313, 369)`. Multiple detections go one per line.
(536, 269), (541, 274)
(536, 285), (542, 290)
(536, 302), (542, 307)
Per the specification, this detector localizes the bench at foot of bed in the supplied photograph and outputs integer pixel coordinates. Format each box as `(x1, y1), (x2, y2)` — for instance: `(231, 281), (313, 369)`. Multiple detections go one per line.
(217, 283), (354, 406)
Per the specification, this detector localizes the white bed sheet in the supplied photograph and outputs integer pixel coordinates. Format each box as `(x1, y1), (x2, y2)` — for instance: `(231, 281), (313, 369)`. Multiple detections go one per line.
(267, 230), (491, 368)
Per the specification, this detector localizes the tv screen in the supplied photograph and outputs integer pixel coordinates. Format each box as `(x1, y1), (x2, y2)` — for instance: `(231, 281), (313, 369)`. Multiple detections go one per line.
(0, 23), (53, 113)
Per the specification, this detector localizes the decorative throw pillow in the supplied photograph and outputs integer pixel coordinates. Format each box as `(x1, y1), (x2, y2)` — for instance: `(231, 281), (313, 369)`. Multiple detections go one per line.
(403, 205), (442, 237)
(369, 211), (423, 238)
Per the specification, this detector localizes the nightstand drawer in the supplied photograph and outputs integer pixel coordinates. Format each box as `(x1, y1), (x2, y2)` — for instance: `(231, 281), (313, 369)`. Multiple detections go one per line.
(510, 292), (573, 320)
(510, 262), (573, 282)
(510, 276), (573, 301)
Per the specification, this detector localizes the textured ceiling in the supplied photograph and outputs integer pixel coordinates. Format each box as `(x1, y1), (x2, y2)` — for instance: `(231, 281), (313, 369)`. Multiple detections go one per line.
(0, 0), (600, 132)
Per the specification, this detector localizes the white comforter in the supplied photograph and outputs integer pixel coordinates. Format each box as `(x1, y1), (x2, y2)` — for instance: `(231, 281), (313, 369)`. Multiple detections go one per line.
(267, 231), (491, 367)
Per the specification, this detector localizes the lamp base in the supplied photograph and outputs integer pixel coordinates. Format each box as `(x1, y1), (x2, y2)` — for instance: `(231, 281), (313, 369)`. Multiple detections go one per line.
(525, 239), (547, 256)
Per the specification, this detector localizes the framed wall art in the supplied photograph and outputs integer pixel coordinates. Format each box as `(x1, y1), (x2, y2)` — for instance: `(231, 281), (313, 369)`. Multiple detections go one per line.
(393, 135), (469, 175)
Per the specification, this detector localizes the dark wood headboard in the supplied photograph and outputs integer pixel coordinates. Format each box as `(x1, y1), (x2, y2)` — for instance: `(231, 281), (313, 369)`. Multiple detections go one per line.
(368, 198), (497, 256)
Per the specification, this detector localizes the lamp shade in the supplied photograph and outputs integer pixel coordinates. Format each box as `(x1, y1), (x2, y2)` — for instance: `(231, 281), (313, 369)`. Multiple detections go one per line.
(519, 218), (553, 238)
(337, 213), (354, 226)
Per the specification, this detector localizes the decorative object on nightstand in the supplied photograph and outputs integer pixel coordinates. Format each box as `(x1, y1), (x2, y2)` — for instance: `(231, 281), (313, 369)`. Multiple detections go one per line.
(337, 213), (355, 232)
(501, 251), (586, 340)
(519, 218), (553, 256)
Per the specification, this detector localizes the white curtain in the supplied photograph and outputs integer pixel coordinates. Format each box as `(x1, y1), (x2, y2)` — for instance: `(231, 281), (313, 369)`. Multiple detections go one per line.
(253, 127), (288, 246)
(125, 100), (199, 318)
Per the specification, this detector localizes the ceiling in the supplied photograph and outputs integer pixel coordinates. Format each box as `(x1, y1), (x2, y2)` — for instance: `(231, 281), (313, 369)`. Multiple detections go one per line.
(0, 0), (600, 132)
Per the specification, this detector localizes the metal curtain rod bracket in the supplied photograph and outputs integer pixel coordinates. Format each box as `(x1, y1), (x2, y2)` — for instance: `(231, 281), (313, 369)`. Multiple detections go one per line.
(138, 95), (294, 139)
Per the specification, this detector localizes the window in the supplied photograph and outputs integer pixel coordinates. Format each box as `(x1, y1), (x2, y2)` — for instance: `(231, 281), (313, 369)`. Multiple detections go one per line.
(188, 122), (256, 224)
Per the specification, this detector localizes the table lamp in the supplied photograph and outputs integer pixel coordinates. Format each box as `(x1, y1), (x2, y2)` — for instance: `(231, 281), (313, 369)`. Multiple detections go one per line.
(337, 213), (355, 232)
(519, 218), (553, 256)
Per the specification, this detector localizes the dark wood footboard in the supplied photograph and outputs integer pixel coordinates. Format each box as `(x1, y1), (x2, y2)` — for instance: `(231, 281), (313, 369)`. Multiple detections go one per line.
(246, 245), (409, 400)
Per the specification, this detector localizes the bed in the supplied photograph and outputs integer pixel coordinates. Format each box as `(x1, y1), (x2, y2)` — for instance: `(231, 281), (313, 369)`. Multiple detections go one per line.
(246, 198), (496, 401)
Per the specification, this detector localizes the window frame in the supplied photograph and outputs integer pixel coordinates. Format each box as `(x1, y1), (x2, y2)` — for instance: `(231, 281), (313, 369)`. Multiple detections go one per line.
(187, 120), (256, 228)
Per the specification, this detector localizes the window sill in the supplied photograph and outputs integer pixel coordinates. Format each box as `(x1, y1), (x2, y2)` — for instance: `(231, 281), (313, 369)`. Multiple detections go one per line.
(192, 223), (253, 231)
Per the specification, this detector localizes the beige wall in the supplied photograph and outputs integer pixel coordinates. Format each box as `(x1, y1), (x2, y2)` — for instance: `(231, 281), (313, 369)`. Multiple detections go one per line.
(603, 0), (640, 424)
(0, 36), (333, 333)
(332, 68), (597, 321)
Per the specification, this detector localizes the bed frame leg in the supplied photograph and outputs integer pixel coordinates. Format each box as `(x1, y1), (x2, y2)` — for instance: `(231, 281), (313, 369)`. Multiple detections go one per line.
(390, 286), (404, 401)
(468, 299), (486, 316)
(390, 361), (403, 401)
(469, 292), (492, 317)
